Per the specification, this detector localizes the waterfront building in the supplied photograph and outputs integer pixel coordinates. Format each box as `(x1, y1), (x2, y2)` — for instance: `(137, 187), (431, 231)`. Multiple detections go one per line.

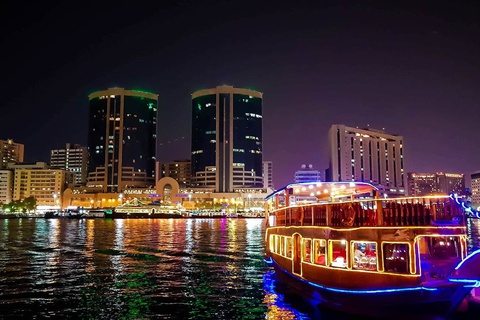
(50, 143), (88, 186)
(328, 125), (405, 196)
(0, 139), (24, 169)
(191, 85), (263, 193)
(10, 162), (66, 208)
(263, 160), (274, 190)
(157, 159), (191, 187)
(407, 172), (465, 196)
(0, 169), (13, 205)
(294, 164), (322, 183)
(87, 87), (158, 193)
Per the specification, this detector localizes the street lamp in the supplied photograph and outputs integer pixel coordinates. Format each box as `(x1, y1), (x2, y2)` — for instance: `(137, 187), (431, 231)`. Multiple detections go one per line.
(247, 194), (252, 211)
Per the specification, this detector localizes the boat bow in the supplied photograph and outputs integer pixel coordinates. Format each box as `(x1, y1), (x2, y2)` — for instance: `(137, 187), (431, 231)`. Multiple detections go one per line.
(450, 249), (480, 282)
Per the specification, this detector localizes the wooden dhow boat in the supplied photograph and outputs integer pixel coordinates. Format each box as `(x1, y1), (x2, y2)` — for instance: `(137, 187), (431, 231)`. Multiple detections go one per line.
(264, 181), (480, 319)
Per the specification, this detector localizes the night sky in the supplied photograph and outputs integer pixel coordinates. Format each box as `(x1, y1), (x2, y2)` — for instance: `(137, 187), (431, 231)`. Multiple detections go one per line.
(1, 0), (479, 188)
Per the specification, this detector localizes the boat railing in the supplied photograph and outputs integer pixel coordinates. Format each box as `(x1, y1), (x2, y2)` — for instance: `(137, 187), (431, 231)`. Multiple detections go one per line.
(270, 196), (466, 228)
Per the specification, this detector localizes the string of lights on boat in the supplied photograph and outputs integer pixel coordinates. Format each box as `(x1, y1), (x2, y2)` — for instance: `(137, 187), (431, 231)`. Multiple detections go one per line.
(265, 181), (480, 219)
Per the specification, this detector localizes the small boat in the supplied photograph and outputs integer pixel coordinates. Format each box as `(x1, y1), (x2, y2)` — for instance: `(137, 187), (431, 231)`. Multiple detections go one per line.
(85, 209), (107, 218)
(264, 181), (480, 319)
(108, 206), (183, 219)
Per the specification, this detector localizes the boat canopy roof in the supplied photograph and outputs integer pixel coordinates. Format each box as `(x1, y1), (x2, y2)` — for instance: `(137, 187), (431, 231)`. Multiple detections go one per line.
(265, 181), (379, 202)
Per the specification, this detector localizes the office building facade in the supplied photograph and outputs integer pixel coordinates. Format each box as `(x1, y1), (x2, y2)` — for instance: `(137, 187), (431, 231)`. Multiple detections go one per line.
(50, 143), (88, 186)
(328, 124), (405, 196)
(407, 172), (465, 196)
(158, 159), (191, 187)
(10, 162), (66, 207)
(191, 85), (263, 192)
(263, 161), (274, 190)
(294, 164), (322, 183)
(87, 88), (158, 193)
(471, 171), (480, 205)
(0, 139), (24, 169)
(0, 170), (13, 205)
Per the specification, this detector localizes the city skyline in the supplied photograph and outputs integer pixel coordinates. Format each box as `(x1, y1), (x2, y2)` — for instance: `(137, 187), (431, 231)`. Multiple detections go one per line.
(1, 1), (479, 188)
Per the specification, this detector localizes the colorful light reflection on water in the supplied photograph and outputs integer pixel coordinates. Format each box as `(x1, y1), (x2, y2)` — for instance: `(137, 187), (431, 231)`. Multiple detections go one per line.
(0, 218), (314, 319)
(0, 217), (478, 319)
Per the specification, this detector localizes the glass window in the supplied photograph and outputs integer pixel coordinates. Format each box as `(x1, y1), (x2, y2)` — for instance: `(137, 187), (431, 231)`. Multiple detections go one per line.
(303, 239), (312, 263)
(352, 241), (377, 270)
(383, 243), (409, 274)
(313, 239), (326, 265)
(428, 236), (461, 259)
(329, 240), (347, 268)
(286, 237), (293, 258)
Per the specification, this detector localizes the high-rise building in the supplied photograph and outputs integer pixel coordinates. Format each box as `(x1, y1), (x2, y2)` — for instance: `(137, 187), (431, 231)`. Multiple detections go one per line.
(263, 161), (274, 190)
(328, 125), (405, 196)
(407, 172), (465, 196)
(87, 88), (158, 193)
(158, 159), (191, 187)
(294, 164), (322, 183)
(191, 85), (263, 192)
(0, 139), (24, 169)
(471, 171), (480, 205)
(50, 143), (88, 186)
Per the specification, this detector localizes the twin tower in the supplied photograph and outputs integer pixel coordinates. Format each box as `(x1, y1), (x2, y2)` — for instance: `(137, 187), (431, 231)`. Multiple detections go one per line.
(87, 85), (263, 193)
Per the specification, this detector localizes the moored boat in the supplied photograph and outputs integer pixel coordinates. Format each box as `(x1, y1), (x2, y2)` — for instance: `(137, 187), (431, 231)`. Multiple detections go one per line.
(264, 181), (480, 319)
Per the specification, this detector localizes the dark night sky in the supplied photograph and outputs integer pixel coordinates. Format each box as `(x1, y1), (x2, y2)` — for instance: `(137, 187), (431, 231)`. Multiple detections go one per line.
(1, 0), (479, 188)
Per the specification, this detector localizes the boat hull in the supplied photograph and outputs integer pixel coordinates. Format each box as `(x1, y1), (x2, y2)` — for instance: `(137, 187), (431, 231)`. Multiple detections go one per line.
(270, 260), (472, 319)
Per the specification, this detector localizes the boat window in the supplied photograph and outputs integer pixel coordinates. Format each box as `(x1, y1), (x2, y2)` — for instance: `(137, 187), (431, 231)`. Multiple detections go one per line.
(270, 235), (277, 254)
(383, 243), (410, 274)
(280, 236), (285, 256)
(276, 235), (282, 255)
(429, 236), (461, 259)
(286, 237), (293, 258)
(418, 236), (463, 280)
(418, 236), (462, 261)
(303, 239), (312, 263)
(352, 241), (377, 271)
(313, 239), (326, 265)
(329, 240), (347, 268)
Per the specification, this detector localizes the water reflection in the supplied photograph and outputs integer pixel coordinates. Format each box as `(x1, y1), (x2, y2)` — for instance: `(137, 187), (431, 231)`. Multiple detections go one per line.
(0, 218), (271, 319)
(1, 218), (476, 319)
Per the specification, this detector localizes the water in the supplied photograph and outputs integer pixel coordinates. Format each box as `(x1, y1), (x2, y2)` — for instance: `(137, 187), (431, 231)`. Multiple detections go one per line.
(0, 218), (478, 319)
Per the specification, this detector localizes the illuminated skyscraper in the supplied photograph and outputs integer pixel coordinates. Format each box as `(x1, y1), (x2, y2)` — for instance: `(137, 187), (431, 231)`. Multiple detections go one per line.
(87, 88), (158, 193)
(191, 85), (263, 192)
(328, 124), (405, 196)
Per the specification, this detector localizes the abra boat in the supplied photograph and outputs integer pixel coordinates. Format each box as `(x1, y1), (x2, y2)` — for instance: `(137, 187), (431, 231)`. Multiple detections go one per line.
(264, 181), (480, 319)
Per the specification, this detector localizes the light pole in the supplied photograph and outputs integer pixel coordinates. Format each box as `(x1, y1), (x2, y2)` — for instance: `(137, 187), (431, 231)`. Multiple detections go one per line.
(247, 194), (252, 211)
